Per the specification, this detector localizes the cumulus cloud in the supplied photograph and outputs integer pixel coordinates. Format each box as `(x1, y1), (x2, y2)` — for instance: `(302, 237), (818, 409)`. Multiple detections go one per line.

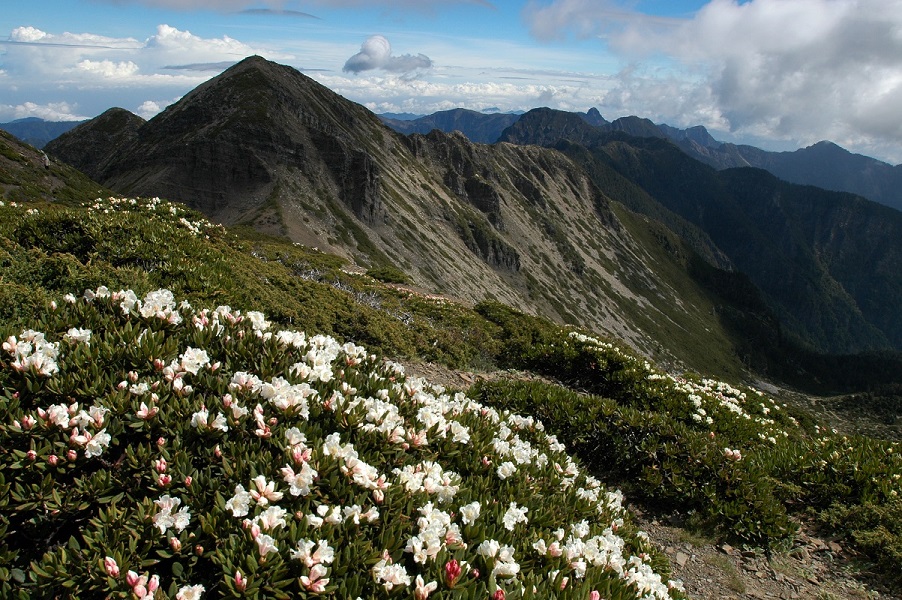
(2, 24), (280, 84)
(136, 96), (181, 119)
(77, 59), (141, 79)
(0, 22), (291, 121)
(343, 36), (432, 74)
(0, 102), (90, 122)
(523, 0), (902, 162)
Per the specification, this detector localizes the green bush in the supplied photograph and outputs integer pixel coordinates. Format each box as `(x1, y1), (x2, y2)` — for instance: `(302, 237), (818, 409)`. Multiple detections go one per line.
(471, 380), (794, 549)
(366, 266), (411, 285)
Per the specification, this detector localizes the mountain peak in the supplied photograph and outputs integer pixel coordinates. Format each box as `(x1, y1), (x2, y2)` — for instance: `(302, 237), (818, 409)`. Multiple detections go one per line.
(582, 107), (608, 126)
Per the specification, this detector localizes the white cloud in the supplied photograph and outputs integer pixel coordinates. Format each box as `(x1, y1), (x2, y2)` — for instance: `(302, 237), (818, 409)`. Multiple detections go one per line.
(2, 24), (276, 87)
(77, 60), (141, 79)
(312, 70), (605, 115)
(523, 0), (902, 163)
(0, 102), (89, 122)
(136, 96), (182, 119)
(0, 23), (292, 120)
(343, 35), (432, 74)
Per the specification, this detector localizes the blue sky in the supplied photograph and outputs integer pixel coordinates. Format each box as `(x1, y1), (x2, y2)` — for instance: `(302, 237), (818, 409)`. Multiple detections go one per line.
(3, 0), (902, 163)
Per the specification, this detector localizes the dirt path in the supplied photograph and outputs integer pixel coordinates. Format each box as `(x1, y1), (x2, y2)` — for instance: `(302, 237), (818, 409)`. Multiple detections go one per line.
(399, 361), (900, 600)
(633, 508), (896, 600)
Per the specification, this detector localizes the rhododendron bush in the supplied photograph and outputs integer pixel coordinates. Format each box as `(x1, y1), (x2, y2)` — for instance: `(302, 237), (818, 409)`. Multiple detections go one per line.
(0, 287), (685, 599)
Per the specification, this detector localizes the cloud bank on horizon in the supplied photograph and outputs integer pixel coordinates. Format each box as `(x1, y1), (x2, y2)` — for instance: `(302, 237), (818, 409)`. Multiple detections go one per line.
(2, 0), (902, 164)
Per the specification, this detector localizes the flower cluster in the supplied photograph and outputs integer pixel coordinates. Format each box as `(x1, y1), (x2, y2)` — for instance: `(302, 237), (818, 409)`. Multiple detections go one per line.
(3, 330), (59, 376)
(1, 286), (683, 599)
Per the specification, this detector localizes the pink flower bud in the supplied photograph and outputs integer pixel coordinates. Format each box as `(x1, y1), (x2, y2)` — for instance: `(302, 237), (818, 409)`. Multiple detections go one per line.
(211, 361), (221, 372)
(214, 445), (222, 458)
(445, 559), (462, 585)
(493, 590), (506, 600)
(26, 450), (37, 461)
(470, 568), (480, 579)
(67, 449), (78, 461)
(184, 476), (192, 487)
(589, 592), (601, 600)
(235, 570), (247, 592)
(48, 454), (58, 466)
(126, 570), (140, 587)
(117, 380), (128, 390)
(158, 474), (172, 487)
(154, 458), (167, 473)
(153, 358), (165, 371)
(104, 556), (120, 577)
(170, 537), (182, 552)
(156, 437), (166, 448)
(373, 489), (384, 504)
(147, 574), (159, 593)
(128, 370), (139, 383)
(133, 584), (147, 598)
(21, 415), (35, 430)
(195, 545), (204, 556)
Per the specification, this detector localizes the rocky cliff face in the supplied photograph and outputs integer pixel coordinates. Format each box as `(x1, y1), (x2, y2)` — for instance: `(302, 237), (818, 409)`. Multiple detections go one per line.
(503, 107), (902, 353)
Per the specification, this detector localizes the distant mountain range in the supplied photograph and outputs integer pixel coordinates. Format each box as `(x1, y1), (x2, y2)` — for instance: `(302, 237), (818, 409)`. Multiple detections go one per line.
(379, 109), (902, 214)
(9, 102), (902, 213)
(0, 117), (86, 149)
(39, 56), (902, 388)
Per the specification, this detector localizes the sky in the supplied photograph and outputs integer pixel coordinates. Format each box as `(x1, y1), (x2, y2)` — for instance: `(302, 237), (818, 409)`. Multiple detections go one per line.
(3, 0), (902, 164)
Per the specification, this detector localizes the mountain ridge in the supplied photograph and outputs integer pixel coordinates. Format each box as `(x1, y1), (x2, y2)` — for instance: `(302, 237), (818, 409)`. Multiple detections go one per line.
(377, 106), (902, 213)
(43, 55), (902, 382)
(501, 107), (902, 354)
(48, 56), (754, 378)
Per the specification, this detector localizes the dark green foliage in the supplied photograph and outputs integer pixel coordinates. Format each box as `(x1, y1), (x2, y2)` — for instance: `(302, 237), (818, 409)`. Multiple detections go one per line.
(366, 266), (411, 285)
(470, 380), (794, 550)
(822, 498), (902, 585)
(465, 325), (901, 586)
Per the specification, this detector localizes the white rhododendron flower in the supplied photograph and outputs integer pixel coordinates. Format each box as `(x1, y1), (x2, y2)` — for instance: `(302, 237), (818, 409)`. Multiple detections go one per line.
(153, 495), (191, 535)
